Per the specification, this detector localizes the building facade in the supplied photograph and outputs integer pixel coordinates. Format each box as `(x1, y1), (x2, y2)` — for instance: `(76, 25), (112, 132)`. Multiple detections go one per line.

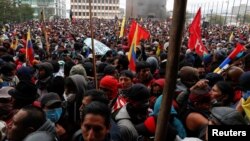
(70, 0), (120, 19)
(126, 0), (167, 19)
(21, 0), (67, 19)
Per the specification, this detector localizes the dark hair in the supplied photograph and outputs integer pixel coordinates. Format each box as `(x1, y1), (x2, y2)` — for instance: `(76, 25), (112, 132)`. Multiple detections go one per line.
(64, 60), (75, 78)
(117, 55), (129, 71)
(97, 62), (108, 73)
(49, 60), (60, 73)
(84, 90), (109, 105)
(81, 101), (111, 127)
(215, 81), (234, 105)
(64, 76), (76, 92)
(136, 61), (150, 73)
(20, 105), (46, 130)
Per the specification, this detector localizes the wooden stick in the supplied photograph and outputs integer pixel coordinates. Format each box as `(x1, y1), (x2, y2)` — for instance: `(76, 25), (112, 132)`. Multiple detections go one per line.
(154, 0), (187, 140)
(88, 0), (98, 89)
(41, 8), (50, 59)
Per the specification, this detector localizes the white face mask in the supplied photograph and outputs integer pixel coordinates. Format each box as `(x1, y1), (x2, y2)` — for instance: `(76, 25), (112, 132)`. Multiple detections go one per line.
(0, 121), (7, 140)
(63, 92), (76, 102)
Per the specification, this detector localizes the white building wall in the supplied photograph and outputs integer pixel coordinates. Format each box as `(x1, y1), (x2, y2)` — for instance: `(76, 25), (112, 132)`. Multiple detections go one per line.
(71, 0), (120, 19)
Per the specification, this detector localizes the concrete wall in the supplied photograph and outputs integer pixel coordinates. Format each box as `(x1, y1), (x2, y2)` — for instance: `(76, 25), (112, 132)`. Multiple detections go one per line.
(126, 0), (167, 19)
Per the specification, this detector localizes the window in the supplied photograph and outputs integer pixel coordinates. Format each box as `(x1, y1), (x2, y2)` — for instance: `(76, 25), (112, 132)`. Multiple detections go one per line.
(79, 12), (82, 16)
(94, 13), (97, 16)
(83, 12), (85, 16)
(105, 6), (108, 10)
(78, 0), (81, 2)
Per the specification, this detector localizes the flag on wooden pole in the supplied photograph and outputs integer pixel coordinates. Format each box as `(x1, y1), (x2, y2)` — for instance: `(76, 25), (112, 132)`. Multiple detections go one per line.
(213, 43), (245, 74)
(26, 29), (34, 65)
(128, 20), (150, 47)
(229, 32), (234, 43)
(128, 24), (138, 72)
(188, 8), (208, 57)
(119, 16), (126, 38)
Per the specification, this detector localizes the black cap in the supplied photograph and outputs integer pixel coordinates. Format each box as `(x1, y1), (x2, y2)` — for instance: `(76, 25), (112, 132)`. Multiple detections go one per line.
(40, 92), (62, 108)
(126, 84), (150, 101)
(211, 107), (248, 125)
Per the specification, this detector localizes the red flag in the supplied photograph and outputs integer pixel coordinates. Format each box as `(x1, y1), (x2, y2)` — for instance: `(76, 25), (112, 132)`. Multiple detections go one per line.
(188, 8), (207, 56)
(128, 20), (150, 47)
(128, 24), (139, 72)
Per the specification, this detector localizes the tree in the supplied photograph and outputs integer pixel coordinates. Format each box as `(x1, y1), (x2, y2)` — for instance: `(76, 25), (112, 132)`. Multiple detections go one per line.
(0, 0), (12, 24)
(0, 0), (34, 23)
(19, 4), (35, 22)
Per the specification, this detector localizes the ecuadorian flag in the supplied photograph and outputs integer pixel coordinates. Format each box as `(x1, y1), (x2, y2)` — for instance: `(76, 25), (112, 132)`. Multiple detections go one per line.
(128, 23), (138, 72)
(26, 29), (34, 65)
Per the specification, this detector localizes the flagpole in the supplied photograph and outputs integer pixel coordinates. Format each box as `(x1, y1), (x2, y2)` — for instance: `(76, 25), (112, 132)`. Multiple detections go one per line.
(88, 0), (98, 89)
(41, 8), (50, 59)
(26, 28), (29, 65)
(154, 0), (187, 140)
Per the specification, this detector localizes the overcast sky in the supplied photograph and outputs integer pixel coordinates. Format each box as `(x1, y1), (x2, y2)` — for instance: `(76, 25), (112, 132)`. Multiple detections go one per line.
(66, 0), (248, 15)
(120, 0), (248, 14)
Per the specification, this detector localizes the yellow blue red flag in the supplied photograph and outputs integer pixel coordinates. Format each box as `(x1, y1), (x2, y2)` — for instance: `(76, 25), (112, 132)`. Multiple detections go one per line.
(128, 24), (138, 72)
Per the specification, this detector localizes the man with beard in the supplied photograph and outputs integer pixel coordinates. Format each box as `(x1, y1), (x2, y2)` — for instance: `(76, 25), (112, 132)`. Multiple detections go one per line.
(114, 84), (150, 141)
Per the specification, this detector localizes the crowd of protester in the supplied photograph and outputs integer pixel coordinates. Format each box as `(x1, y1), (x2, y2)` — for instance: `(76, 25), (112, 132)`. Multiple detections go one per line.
(0, 18), (250, 141)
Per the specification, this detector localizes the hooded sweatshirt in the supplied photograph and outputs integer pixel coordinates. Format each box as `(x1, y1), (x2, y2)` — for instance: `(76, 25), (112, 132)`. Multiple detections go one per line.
(36, 119), (57, 138)
(66, 74), (87, 125)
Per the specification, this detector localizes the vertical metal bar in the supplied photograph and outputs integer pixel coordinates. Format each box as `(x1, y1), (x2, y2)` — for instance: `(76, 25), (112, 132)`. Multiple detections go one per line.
(243, 0), (249, 24)
(230, 0), (236, 25)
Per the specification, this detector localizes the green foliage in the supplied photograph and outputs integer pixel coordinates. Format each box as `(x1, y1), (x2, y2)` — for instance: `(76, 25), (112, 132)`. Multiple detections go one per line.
(0, 0), (34, 24)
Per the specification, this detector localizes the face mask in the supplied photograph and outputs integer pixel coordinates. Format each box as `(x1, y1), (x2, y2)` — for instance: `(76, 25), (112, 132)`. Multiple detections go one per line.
(46, 108), (63, 123)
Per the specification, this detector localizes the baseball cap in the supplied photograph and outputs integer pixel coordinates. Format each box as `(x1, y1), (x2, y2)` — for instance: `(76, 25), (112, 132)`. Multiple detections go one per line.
(40, 92), (62, 108)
